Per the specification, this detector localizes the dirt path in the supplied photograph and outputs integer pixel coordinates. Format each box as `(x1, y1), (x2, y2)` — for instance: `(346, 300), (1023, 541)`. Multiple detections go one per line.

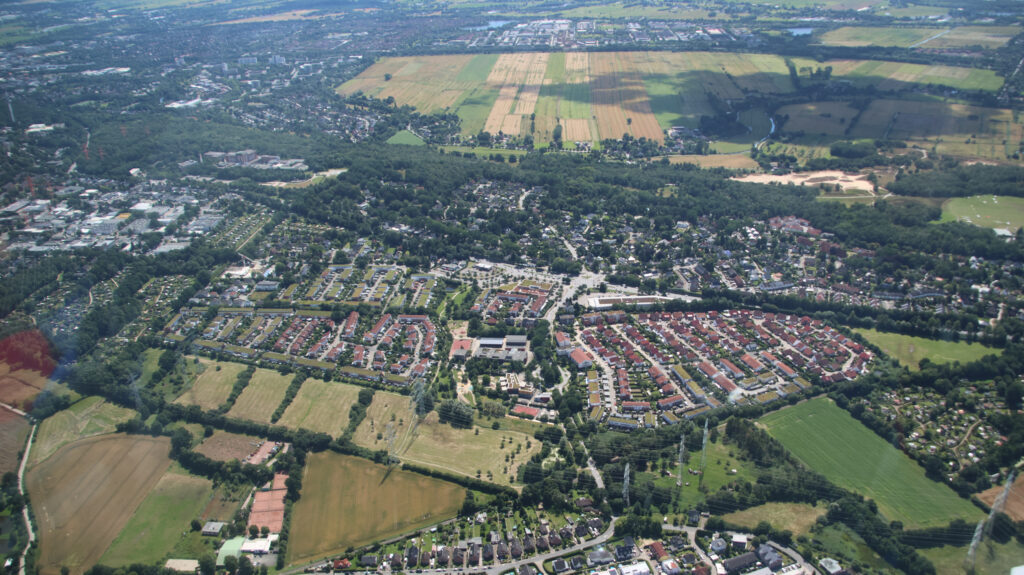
(16, 424), (36, 575)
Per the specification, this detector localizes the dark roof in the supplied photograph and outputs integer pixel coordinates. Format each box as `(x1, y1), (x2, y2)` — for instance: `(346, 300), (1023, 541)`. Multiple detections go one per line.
(722, 552), (758, 573)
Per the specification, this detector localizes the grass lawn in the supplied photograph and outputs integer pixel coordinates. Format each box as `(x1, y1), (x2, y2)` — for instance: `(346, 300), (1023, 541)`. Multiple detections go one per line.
(28, 396), (135, 467)
(723, 502), (825, 536)
(289, 452), (464, 564)
(173, 358), (246, 410)
(854, 328), (998, 371)
(920, 538), (1024, 575)
(638, 435), (758, 511)
(278, 378), (361, 437)
(226, 368), (291, 423)
(812, 523), (894, 572)
(940, 195), (1024, 233)
(100, 465), (213, 566)
(386, 130), (425, 146)
(760, 398), (984, 528)
(819, 26), (939, 47)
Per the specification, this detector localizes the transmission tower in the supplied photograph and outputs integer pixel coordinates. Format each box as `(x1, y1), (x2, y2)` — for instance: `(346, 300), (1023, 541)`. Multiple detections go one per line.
(385, 422), (397, 465)
(965, 518), (985, 574)
(623, 462), (631, 507)
(984, 470), (1016, 538)
(676, 432), (686, 487)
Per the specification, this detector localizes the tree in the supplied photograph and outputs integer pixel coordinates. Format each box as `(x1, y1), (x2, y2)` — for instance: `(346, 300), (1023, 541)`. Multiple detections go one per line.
(249, 524), (259, 538)
(199, 555), (216, 575)
(191, 518), (202, 531)
(224, 555), (238, 575)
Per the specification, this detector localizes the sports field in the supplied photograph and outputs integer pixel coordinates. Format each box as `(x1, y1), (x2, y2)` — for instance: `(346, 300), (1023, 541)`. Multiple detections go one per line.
(760, 398), (984, 528)
(386, 130), (425, 146)
(722, 502), (825, 537)
(28, 396), (135, 467)
(278, 378), (360, 437)
(0, 408), (29, 474)
(100, 466), (213, 567)
(26, 434), (172, 575)
(226, 368), (291, 423)
(940, 195), (1024, 233)
(288, 452), (464, 563)
(173, 358), (245, 410)
(854, 328), (998, 370)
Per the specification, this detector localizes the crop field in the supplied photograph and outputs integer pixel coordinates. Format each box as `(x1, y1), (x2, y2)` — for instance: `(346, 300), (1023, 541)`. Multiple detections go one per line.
(0, 408), (29, 474)
(760, 398), (984, 528)
(288, 452), (464, 563)
(819, 26), (940, 47)
(919, 26), (1021, 50)
(173, 358), (245, 410)
(978, 473), (1024, 521)
(815, 59), (1003, 92)
(668, 154), (759, 170)
(940, 195), (1024, 233)
(854, 328), (998, 370)
(28, 396), (135, 467)
(777, 101), (861, 136)
(100, 466), (212, 567)
(589, 53), (664, 142)
(26, 434), (172, 575)
(722, 502), (825, 536)
(195, 430), (263, 461)
(278, 378), (360, 437)
(847, 99), (1024, 161)
(0, 363), (50, 411)
(226, 368), (291, 423)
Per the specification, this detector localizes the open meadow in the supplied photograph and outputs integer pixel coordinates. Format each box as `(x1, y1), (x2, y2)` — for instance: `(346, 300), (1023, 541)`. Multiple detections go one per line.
(288, 452), (464, 563)
(854, 328), (998, 370)
(819, 26), (940, 48)
(278, 378), (360, 437)
(722, 502), (825, 537)
(195, 430), (264, 461)
(28, 396), (135, 467)
(226, 367), (291, 423)
(759, 398), (983, 528)
(940, 195), (1024, 233)
(920, 539), (1024, 575)
(100, 465), (213, 567)
(173, 358), (245, 410)
(0, 408), (29, 474)
(642, 435), (758, 510)
(26, 434), (172, 575)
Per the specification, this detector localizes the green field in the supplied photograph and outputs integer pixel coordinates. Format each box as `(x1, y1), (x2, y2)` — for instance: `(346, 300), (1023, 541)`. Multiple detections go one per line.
(813, 523), (895, 572)
(641, 435), (758, 510)
(28, 396), (135, 467)
(173, 358), (246, 410)
(100, 465), (213, 566)
(760, 398), (984, 528)
(278, 378), (360, 437)
(289, 452), (465, 563)
(920, 539), (1024, 575)
(226, 368), (291, 423)
(855, 328), (998, 371)
(386, 130), (425, 146)
(819, 26), (940, 48)
(940, 195), (1024, 233)
(723, 502), (825, 537)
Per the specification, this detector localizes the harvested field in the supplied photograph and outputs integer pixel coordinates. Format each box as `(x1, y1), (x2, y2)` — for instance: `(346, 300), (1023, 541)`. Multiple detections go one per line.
(0, 365), (49, 411)
(173, 358), (245, 410)
(590, 52), (664, 143)
(0, 329), (56, 409)
(817, 59), (1003, 92)
(351, 389), (414, 448)
(978, 474), (1024, 522)
(560, 118), (592, 142)
(226, 368), (291, 423)
(278, 378), (360, 437)
(195, 430), (264, 462)
(776, 101), (861, 136)
(734, 170), (876, 192)
(483, 52), (549, 136)
(0, 407), (29, 474)
(100, 467), (212, 567)
(27, 434), (172, 575)
(289, 452), (464, 563)
(29, 396), (135, 467)
(669, 154), (759, 170)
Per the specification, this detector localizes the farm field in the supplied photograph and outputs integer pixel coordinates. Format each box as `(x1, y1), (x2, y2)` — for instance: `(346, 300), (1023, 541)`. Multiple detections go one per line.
(776, 101), (860, 136)
(26, 434), (172, 575)
(819, 26), (939, 47)
(978, 473), (1024, 521)
(918, 26), (1021, 50)
(940, 195), (1024, 233)
(722, 502), (825, 537)
(759, 398), (984, 528)
(0, 408), (29, 474)
(173, 358), (245, 410)
(0, 329), (57, 410)
(100, 466), (213, 567)
(278, 378), (361, 437)
(226, 368), (291, 423)
(846, 99), (1024, 161)
(195, 430), (264, 462)
(340, 52), (1001, 152)
(288, 452), (464, 563)
(28, 396), (135, 467)
(0, 363), (51, 411)
(854, 328), (998, 370)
